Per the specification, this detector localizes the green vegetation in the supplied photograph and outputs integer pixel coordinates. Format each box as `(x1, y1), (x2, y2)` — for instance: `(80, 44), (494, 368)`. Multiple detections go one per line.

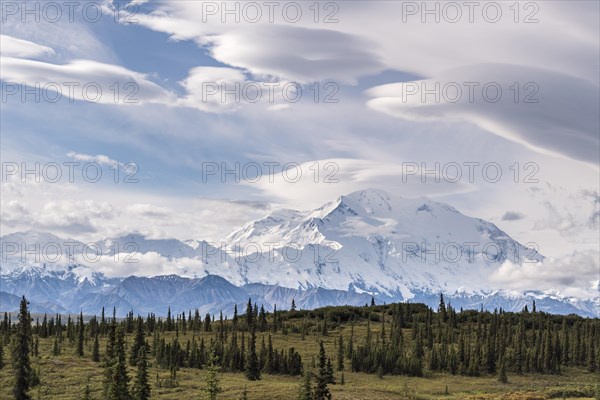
(0, 296), (598, 399)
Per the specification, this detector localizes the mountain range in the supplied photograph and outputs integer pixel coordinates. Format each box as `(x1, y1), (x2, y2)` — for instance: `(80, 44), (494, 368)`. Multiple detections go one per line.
(1, 189), (597, 317)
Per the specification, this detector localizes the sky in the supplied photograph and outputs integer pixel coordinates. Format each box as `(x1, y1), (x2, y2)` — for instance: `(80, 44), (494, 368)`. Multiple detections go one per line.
(1, 0), (599, 268)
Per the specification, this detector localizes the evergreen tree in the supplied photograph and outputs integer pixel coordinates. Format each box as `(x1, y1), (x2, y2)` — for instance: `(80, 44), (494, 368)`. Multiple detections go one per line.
(52, 336), (60, 357)
(438, 294), (447, 322)
(233, 304), (239, 327)
(291, 299), (296, 311)
(449, 346), (458, 375)
(297, 371), (313, 400)
(204, 313), (212, 333)
(76, 311), (84, 357)
(245, 329), (261, 380)
(264, 334), (274, 374)
(326, 357), (335, 384)
(92, 334), (100, 362)
(498, 355), (508, 384)
(132, 345), (151, 400)
(588, 338), (597, 373)
(12, 296), (32, 400)
(204, 351), (222, 400)
(258, 306), (268, 331)
(106, 327), (130, 400)
(246, 299), (254, 329)
(313, 341), (332, 400)
(103, 318), (117, 398)
(0, 340), (4, 369)
(130, 317), (145, 366)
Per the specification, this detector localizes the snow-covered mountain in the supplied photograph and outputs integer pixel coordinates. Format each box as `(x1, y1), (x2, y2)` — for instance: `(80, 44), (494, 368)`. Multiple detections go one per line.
(224, 189), (545, 297)
(1, 189), (597, 317)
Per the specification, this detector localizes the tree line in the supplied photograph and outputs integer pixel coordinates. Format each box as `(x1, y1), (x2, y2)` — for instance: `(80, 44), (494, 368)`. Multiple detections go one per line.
(1, 295), (599, 400)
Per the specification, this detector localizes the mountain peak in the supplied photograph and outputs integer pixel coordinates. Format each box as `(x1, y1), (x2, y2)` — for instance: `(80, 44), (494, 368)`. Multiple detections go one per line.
(339, 188), (394, 216)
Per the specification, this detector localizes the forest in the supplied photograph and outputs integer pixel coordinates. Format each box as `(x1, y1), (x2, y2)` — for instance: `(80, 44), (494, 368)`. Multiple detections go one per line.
(1, 296), (599, 399)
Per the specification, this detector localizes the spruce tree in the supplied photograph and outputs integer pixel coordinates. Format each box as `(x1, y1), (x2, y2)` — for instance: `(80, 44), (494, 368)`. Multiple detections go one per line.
(438, 294), (447, 322)
(12, 296), (32, 400)
(258, 306), (267, 331)
(107, 327), (130, 400)
(313, 341), (332, 400)
(130, 317), (145, 366)
(264, 334), (274, 374)
(204, 351), (222, 400)
(92, 334), (100, 362)
(132, 345), (151, 400)
(297, 371), (313, 400)
(0, 340), (4, 369)
(103, 318), (117, 398)
(498, 355), (508, 384)
(326, 357), (335, 384)
(52, 336), (60, 356)
(588, 338), (597, 373)
(245, 329), (261, 380)
(76, 311), (84, 357)
(246, 299), (254, 329)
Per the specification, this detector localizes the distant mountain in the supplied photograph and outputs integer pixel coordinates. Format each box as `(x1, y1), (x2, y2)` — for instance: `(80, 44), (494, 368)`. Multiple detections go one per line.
(222, 188), (545, 296)
(1, 189), (597, 317)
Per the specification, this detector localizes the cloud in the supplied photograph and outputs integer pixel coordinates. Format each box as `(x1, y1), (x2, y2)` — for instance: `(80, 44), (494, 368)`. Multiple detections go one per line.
(245, 158), (476, 209)
(126, 204), (172, 219)
(366, 64), (600, 165)
(73, 251), (208, 279)
(176, 65), (333, 113)
(502, 211), (525, 221)
(0, 56), (175, 105)
(206, 25), (383, 84)
(528, 187), (600, 237)
(134, 3), (384, 84)
(489, 250), (600, 299)
(0, 35), (55, 58)
(0, 200), (33, 227)
(177, 66), (252, 112)
(36, 200), (117, 234)
(130, 1), (599, 164)
(67, 152), (122, 167)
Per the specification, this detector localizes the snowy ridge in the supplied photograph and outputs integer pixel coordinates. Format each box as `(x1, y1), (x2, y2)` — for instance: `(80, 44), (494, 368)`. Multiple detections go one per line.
(1, 189), (596, 317)
(222, 189), (544, 296)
